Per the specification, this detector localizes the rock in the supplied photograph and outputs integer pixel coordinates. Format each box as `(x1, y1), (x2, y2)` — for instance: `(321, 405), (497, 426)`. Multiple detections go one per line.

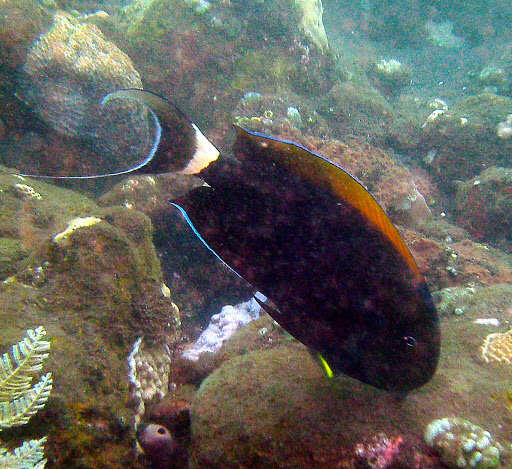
(98, 172), (252, 323)
(420, 94), (512, 188)
(368, 58), (412, 96)
(0, 0), (49, 70)
(18, 11), (152, 171)
(0, 169), (181, 467)
(114, 0), (336, 127)
(455, 166), (512, 242)
(319, 80), (395, 141)
(294, 0), (328, 51)
(189, 337), (512, 468)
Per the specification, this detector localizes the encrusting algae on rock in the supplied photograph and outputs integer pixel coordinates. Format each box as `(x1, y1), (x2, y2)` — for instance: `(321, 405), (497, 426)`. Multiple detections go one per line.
(52, 216), (102, 245)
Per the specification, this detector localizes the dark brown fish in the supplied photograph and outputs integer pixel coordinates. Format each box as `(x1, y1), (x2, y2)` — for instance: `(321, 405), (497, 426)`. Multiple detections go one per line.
(22, 89), (441, 392)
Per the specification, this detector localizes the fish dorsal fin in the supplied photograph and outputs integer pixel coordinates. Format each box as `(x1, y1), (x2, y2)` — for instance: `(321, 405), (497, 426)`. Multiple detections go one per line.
(234, 125), (421, 279)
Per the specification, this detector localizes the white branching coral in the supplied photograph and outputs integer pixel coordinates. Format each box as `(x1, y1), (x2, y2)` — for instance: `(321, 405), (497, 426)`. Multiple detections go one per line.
(0, 326), (52, 468)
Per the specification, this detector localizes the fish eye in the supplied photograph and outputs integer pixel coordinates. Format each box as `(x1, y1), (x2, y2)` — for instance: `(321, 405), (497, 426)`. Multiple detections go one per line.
(402, 335), (417, 348)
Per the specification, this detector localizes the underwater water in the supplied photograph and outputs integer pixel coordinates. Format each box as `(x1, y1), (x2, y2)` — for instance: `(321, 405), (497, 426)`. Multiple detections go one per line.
(0, 0), (511, 467)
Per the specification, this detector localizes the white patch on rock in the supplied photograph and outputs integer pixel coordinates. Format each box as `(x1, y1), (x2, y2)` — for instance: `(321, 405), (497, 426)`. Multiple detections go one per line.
(53, 216), (101, 244)
(182, 297), (262, 361)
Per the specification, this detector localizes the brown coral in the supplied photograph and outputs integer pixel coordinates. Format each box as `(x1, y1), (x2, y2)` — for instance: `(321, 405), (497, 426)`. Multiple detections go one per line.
(21, 12), (142, 136)
(18, 11), (152, 173)
(481, 329), (512, 364)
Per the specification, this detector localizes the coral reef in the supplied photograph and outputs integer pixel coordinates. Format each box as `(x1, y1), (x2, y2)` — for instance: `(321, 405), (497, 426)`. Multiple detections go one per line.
(424, 418), (505, 468)
(481, 329), (512, 364)
(113, 0), (336, 129)
(183, 245), (512, 468)
(232, 91), (328, 137)
(98, 172), (252, 325)
(127, 336), (177, 429)
(188, 330), (512, 468)
(0, 169), (180, 467)
(2, 2), (512, 467)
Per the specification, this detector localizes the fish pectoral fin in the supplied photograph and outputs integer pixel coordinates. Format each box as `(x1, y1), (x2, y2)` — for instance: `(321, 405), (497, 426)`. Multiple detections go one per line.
(310, 351), (334, 379)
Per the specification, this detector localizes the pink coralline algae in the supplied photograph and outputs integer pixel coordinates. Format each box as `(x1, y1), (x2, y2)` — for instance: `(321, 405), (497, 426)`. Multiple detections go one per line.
(352, 433), (441, 469)
(354, 433), (404, 469)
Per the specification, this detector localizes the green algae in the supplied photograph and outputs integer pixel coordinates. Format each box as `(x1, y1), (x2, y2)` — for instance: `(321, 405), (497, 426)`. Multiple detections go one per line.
(0, 237), (27, 278)
(0, 169), (182, 468)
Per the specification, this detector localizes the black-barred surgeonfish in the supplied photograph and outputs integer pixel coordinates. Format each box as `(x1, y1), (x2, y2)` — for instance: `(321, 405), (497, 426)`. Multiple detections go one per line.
(20, 89), (440, 393)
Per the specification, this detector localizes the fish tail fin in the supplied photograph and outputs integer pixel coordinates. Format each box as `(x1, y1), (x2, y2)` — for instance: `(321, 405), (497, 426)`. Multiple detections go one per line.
(101, 89), (220, 176)
(16, 89), (219, 179)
